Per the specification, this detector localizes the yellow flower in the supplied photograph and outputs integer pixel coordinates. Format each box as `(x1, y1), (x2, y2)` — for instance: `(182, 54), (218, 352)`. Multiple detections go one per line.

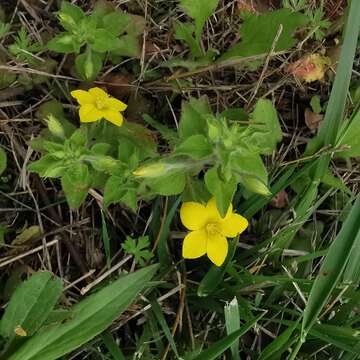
(180, 198), (248, 266)
(71, 87), (127, 127)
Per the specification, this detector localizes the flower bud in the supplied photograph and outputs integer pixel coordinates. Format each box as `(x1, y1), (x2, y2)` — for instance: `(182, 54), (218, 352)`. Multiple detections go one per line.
(46, 115), (65, 139)
(133, 163), (167, 178)
(242, 175), (271, 196)
(91, 156), (119, 172)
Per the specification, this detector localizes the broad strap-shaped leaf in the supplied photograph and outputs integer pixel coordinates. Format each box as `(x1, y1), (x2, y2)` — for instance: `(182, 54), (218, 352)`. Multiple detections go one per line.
(0, 272), (62, 340)
(8, 265), (158, 360)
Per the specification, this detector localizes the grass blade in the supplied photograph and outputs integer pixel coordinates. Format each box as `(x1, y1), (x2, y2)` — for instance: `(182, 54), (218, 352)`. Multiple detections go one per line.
(302, 196), (360, 339)
(192, 313), (265, 360)
(150, 298), (179, 359)
(101, 210), (111, 268)
(101, 331), (126, 360)
(224, 297), (240, 360)
(258, 319), (300, 360)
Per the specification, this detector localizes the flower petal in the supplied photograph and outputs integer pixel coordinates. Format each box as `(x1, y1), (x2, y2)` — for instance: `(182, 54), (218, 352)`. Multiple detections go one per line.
(79, 104), (103, 123)
(207, 233), (228, 266)
(103, 110), (124, 126)
(88, 87), (108, 99)
(104, 98), (128, 111)
(220, 213), (248, 238)
(205, 197), (232, 221)
(180, 202), (208, 231)
(71, 90), (93, 105)
(182, 229), (207, 259)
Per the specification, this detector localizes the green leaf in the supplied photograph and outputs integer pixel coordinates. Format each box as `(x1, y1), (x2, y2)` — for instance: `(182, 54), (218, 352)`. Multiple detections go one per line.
(321, 169), (352, 195)
(146, 172), (186, 196)
(28, 155), (66, 178)
(204, 167), (237, 217)
(142, 114), (178, 146)
(0, 272), (62, 340)
(102, 11), (130, 36)
(191, 313), (265, 360)
(243, 99), (282, 155)
(231, 150), (268, 184)
(310, 95), (322, 114)
(112, 34), (141, 58)
(91, 143), (111, 155)
(174, 22), (202, 58)
(336, 109), (360, 158)
(61, 163), (91, 209)
(175, 134), (212, 159)
(47, 33), (81, 54)
(91, 30), (121, 53)
(220, 9), (308, 61)
(180, 0), (220, 41)
(122, 236), (153, 266)
(75, 50), (103, 81)
(8, 265), (158, 360)
(179, 97), (212, 140)
(69, 127), (87, 148)
(0, 147), (7, 175)
(103, 175), (127, 207)
(302, 196), (360, 339)
(59, 1), (85, 28)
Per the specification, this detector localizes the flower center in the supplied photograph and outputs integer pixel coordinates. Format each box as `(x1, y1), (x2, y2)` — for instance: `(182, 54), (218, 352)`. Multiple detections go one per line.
(95, 97), (107, 110)
(206, 222), (220, 236)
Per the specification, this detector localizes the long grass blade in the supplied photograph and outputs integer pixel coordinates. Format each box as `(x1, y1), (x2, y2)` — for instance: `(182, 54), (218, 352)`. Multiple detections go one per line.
(301, 196), (360, 339)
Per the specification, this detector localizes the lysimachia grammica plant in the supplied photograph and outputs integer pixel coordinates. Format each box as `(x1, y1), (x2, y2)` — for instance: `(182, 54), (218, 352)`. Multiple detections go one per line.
(29, 88), (282, 219)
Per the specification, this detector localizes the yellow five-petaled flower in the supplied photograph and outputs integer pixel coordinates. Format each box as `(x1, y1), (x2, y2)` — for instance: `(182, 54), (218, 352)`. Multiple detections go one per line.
(71, 87), (127, 127)
(180, 198), (248, 266)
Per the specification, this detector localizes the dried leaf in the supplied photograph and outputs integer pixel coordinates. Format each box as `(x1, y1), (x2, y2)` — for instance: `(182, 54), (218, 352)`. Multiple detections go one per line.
(103, 73), (134, 99)
(287, 53), (330, 83)
(270, 190), (289, 208)
(304, 108), (324, 131)
(13, 225), (41, 245)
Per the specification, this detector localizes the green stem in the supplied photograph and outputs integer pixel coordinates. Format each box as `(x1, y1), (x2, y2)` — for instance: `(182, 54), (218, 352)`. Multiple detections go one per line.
(289, 338), (304, 360)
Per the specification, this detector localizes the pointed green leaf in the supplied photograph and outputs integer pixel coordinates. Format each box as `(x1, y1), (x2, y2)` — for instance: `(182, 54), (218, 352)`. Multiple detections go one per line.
(8, 265), (158, 360)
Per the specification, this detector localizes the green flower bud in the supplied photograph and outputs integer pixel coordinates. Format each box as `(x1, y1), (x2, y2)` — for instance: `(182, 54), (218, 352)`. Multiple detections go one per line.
(46, 115), (65, 139)
(133, 163), (167, 178)
(208, 123), (220, 142)
(242, 176), (271, 196)
(91, 156), (119, 172)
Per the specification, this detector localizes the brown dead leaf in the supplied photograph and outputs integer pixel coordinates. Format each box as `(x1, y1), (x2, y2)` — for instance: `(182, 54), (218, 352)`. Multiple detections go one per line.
(236, 0), (273, 14)
(270, 190), (289, 208)
(102, 73), (134, 99)
(15, 326), (27, 337)
(287, 54), (330, 83)
(126, 92), (154, 124)
(304, 108), (324, 131)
